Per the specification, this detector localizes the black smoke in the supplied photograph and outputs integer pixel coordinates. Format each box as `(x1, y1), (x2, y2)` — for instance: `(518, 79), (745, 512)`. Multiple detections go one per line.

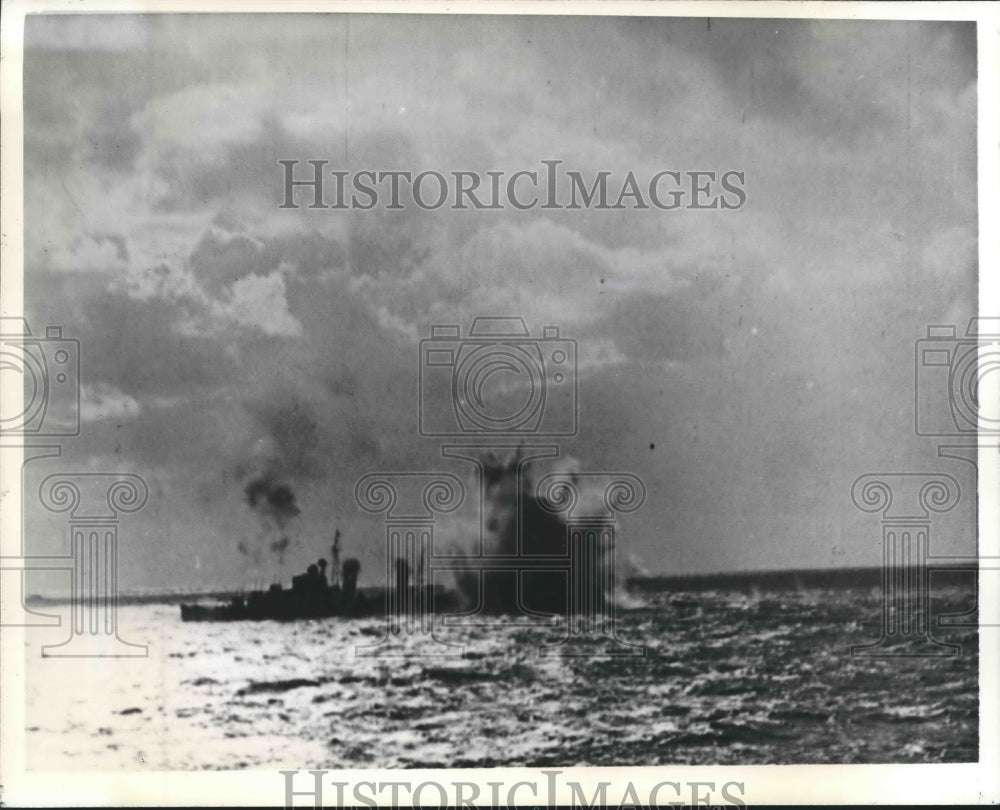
(453, 448), (612, 617)
(231, 391), (320, 568)
(270, 535), (291, 564)
(244, 475), (300, 523)
(239, 473), (300, 563)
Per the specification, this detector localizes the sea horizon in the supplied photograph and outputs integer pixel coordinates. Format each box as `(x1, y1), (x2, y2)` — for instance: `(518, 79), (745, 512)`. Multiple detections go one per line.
(24, 562), (979, 606)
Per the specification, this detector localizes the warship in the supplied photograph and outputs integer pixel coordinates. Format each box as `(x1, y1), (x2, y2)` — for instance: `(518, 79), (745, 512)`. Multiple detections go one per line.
(180, 530), (460, 622)
(181, 450), (617, 622)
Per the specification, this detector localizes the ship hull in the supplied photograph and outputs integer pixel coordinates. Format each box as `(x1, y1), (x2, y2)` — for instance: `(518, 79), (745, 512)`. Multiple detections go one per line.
(179, 585), (458, 622)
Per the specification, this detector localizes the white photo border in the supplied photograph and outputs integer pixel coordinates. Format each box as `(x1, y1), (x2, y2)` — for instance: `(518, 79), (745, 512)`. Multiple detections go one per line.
(1, 1), (997, 805)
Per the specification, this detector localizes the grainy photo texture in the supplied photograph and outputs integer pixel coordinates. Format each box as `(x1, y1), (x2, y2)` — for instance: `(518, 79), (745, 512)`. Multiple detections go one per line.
(1, 6), (995, 806)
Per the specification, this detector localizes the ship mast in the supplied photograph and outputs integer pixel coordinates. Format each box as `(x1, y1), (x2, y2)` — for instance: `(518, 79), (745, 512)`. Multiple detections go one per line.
(331, 528), (342, 588)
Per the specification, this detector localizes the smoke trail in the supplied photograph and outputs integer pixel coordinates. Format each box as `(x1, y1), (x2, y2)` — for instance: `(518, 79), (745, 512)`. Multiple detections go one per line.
(241, 472), (300, 564)
(270, 535), (292, 565)
(453, 448), (637, 616)
(232, 392), (320, 568)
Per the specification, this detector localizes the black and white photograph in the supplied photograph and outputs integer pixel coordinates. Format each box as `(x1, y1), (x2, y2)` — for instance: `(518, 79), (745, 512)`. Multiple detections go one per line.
(1, 2), (997, 806)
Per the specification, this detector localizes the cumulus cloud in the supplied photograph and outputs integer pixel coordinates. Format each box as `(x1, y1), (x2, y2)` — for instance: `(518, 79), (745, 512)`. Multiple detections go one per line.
(215, 272), (303, 337)
(79, 382), (142, 424)
(21, 14), (978, 588)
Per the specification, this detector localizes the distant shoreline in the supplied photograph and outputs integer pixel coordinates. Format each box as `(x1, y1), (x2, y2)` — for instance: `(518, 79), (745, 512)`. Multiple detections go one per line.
(24, 564), (978, 607)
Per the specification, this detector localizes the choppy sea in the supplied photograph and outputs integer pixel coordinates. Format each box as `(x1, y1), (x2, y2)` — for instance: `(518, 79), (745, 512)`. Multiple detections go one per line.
(25, 584), (977, 770)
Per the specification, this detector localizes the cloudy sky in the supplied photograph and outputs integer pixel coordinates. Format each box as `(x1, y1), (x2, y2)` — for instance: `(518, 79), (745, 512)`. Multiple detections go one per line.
(22, 13), (977, 591)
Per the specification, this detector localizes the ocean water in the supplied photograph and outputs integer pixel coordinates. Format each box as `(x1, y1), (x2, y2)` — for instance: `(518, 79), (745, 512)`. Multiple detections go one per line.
(24, 585), (978, 770)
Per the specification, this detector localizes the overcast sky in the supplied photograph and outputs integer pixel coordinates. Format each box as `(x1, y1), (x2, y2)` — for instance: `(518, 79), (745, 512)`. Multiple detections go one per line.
(22, 14), (977, 591)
